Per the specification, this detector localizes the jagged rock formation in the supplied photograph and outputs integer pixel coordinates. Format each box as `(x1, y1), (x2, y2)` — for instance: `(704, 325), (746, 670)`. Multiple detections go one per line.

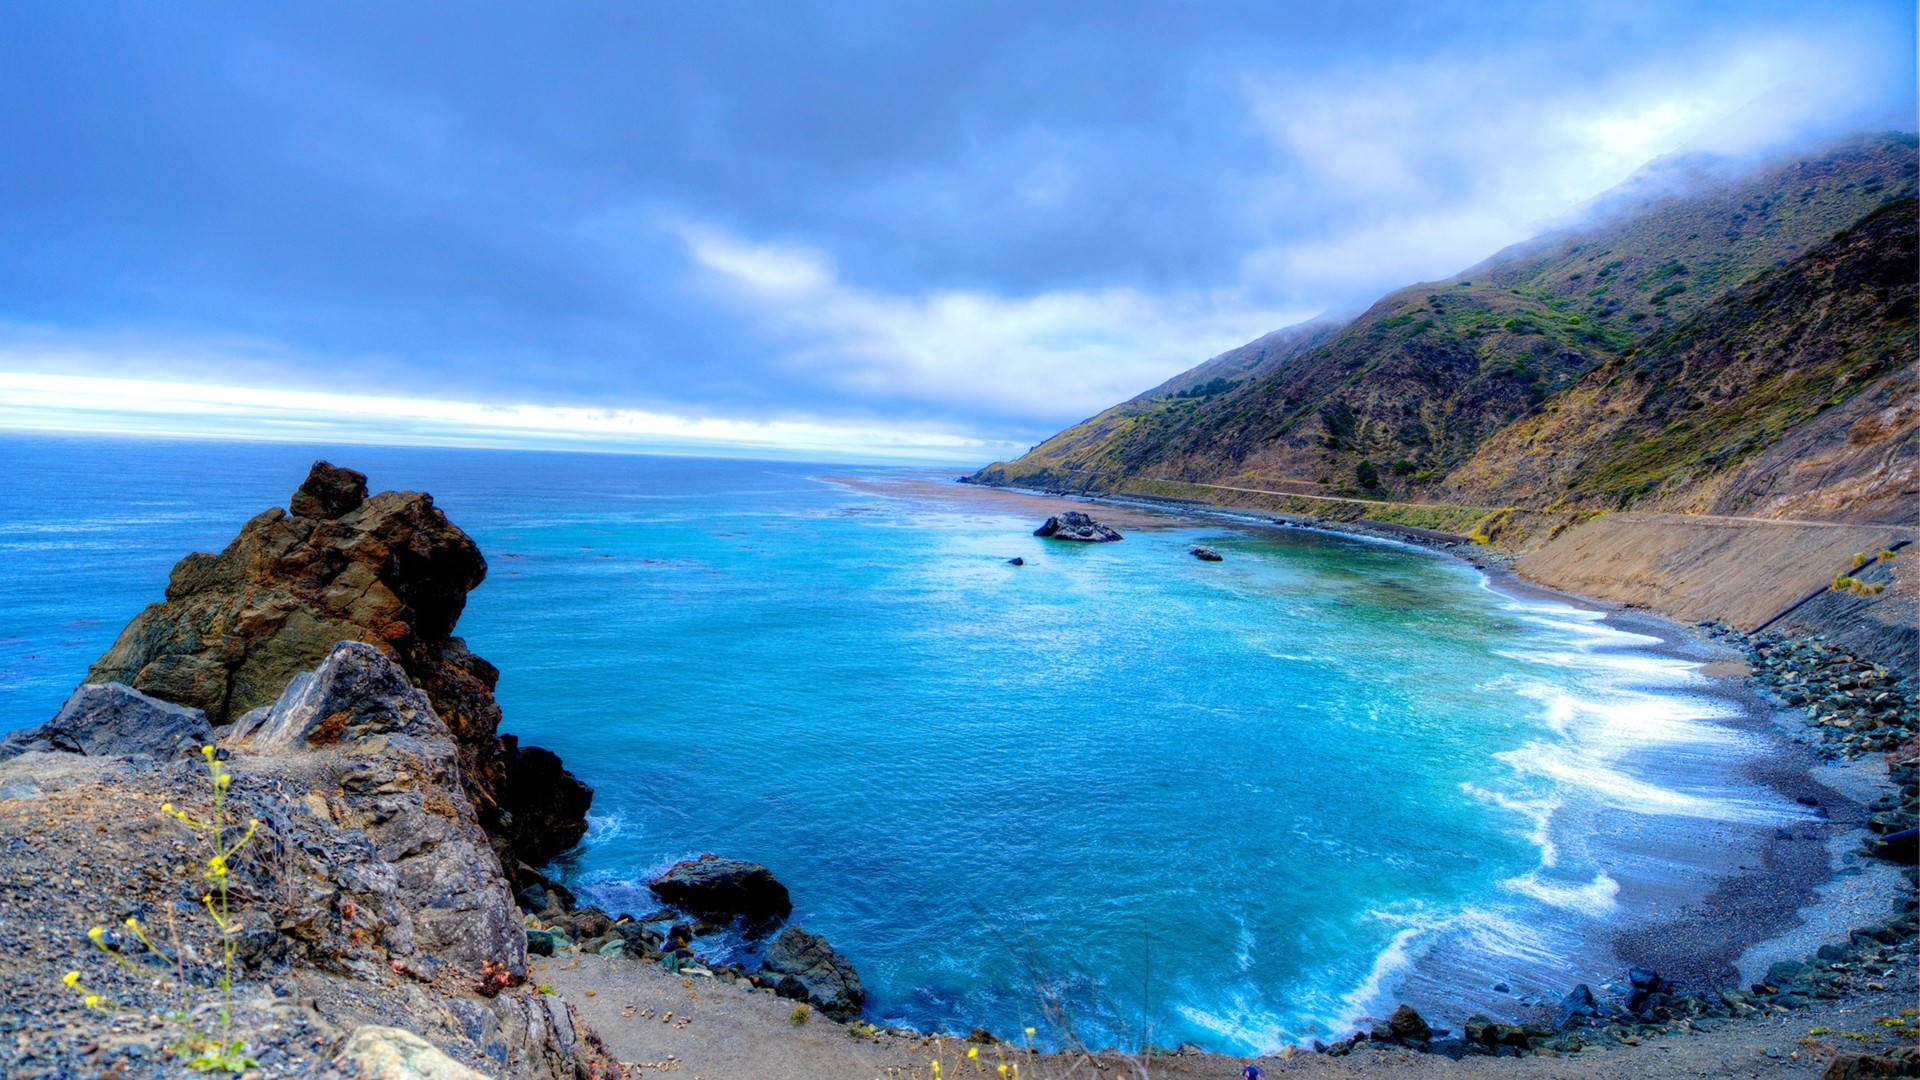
(227, 642), (527, 968)
(85, 461), (590, 870)
(0, 644), (617, 1078)
(759, 925), (866, 1020)
(1033, 511), (1122, 542)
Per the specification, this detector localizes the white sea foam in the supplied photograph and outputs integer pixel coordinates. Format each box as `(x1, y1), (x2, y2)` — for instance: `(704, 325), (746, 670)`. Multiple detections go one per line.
(1338, 923), (1429, 1021)
(1499, 870), (1621, 916)
(1174, 992), (1292, 1055)
(582, 810), (634, 845)
(1461, 782), (1560, 866)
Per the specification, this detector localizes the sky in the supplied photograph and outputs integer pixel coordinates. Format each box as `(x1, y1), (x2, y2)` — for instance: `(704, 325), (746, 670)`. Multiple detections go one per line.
(0, 2), (1912, 464)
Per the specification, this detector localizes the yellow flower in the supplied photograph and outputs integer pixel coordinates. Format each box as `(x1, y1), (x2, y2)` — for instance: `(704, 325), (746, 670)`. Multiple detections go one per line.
(160, 803), (173, 814)
(87, 927), (105, 941)
(967, 1047), (978, 1059)
(123, 917), (138, 930)
(62, 971), (79, 987)
(83, 994), (100, 1007)
(997, 1066), (1008, 1077)
(201, 745), (215, 760)
(1024, 1027), (1035, 1037)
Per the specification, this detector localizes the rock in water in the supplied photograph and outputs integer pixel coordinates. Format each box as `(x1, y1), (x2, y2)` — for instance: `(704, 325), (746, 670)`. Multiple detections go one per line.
(647, 854), (793, 921)
(1190, 546), (1223, 561)
(84, 460), (591, 870)
(0, 683), (214, 760)
(1033, 510), (1122, 542)
(499, 736), (593, 865)
(759, 925), (865, 1020)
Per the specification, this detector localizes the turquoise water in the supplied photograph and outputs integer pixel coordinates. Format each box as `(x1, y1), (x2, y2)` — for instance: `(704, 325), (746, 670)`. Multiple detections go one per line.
(0, 434), (1802, 1053)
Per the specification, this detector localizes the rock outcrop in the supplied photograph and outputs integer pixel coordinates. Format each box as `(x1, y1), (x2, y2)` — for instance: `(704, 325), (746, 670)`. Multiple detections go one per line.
(85, 461), (591, 869)
(758, 925), (865, 1020)
(0, 644), (615, 1078)
(1190, 546), (1223, 561)
(648, 854), (793, 922)
(1033, 511), (1122, 542)
(229, 642), (526, 969)
(0, 682), (214, 760)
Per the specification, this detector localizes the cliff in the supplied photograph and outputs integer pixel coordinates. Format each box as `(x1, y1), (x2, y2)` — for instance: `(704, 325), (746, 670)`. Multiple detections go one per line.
(0, 643), (620, 1078)
(87, 461), (592, 872)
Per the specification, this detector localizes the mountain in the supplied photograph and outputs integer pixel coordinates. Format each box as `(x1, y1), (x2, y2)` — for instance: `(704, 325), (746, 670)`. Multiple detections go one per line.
(973, 133), (1918, 529)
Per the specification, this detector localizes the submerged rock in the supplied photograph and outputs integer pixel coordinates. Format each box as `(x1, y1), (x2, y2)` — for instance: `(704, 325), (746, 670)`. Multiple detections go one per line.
(1033, 511), (1122, 542)
(647, 854), (793, 921)
(1006, 556), (1024, 566)
(0, 682), (214, 761)
(84, 460), (591, 870)
(759, 925), (865, 1020)
(1190, 546), (1224, 561)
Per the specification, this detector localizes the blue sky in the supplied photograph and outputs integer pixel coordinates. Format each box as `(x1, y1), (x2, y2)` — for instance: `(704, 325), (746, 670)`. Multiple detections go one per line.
(0, 2), (1912, 463)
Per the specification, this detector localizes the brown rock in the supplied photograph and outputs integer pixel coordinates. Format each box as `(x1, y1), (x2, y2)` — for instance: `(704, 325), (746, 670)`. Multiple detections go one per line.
(86, 461), (591, 869)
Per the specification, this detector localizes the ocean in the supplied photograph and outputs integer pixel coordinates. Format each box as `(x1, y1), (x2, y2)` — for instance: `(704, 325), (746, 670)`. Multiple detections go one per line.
(0, 433), (1806, 1053)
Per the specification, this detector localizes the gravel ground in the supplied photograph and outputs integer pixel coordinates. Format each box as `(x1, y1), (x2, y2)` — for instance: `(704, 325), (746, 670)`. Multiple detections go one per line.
(545, 945), (1918, 1079)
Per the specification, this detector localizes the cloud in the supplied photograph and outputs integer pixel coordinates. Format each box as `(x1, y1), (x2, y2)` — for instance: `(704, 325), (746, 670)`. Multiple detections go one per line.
(0, 2), (1909, 456)
(1232, 26), (1903, 302)
(675, 224), (1315, 425)
(0, 369), (1017, 465)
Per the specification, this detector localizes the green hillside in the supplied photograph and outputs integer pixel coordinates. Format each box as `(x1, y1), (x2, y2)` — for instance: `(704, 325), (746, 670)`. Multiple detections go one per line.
(974, 133), (1918, 518)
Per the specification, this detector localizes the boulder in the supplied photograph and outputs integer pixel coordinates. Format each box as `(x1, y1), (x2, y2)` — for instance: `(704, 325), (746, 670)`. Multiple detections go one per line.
(1555, 983), (1600, 1029)
(1190, 546), (1224, 561)
(1822, 1049), (1920, 1079)
(759, 925), (865, 1020)
(335, 1025), (491, 1080)
(1032, 511), (1122, 542)
(648, 854), (793, 921)
(84, 460), (590, 871)
(0, 682), (213, 761)
(1006, 557), (1024, 566)
(1625, 965), (1666, 1012)
(1387, 1003), (1431, 1044)
(1869, 827), (1917, 863)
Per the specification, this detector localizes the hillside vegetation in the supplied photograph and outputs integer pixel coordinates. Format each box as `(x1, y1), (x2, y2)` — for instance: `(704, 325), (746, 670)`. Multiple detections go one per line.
(974, 134), (1918, 528)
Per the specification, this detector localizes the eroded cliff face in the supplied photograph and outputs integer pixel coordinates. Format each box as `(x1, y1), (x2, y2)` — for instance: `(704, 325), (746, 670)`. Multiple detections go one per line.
(87, 461), (590, 872)
(0, 643), (621, 1078)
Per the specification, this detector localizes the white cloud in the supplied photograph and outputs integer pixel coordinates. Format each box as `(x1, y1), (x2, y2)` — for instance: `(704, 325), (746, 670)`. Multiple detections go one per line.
(676, 225), (1316, 423)
(0, 370), (1019, 465)
(1236, 32), (1876, 299)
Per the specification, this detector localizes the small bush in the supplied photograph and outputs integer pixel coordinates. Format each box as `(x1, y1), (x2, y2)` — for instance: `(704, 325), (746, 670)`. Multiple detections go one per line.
(790, 1004), (811, 1025)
